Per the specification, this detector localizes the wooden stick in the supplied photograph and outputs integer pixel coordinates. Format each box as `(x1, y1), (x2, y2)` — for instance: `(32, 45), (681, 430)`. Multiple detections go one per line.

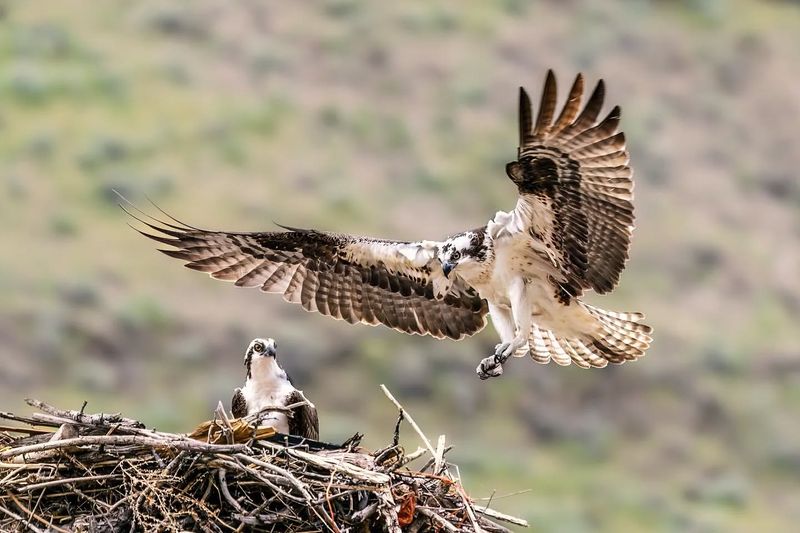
(0, 412), (55, 429)
(396, 446), (427, 469)
(24, 399), (142, 428)
(457, 482), (484, 533)
(419, 445), (453, 473)
(474, 505), (530, 527)
(433, 434), (446, 475)
(0, 502), (45, 533)
(417, 506), (459, 532)
(0, 425), (51, 435)
(217, 469), (244, 513)
(18, 474), (120, 492)
(0, 435), (248, 460)
(243, 400), (312, 422)
(379, 385), (437, 459)
(5, 491), (70, 533)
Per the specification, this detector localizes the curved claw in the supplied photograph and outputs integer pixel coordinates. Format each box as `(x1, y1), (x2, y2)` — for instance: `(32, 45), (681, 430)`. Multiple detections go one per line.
(494, 342), (510, 356)
(495, 337), (527, 360)
(476, 355), (504, 380)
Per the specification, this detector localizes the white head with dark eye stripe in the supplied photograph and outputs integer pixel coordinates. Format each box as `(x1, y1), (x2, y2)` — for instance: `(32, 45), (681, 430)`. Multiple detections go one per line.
(244, 338), (285, 380)
(438, 228), (488, 279)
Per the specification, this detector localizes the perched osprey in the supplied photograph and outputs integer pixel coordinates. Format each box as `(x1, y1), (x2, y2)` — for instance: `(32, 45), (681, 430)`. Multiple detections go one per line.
(127, 70), (651, 379)
(231, 338), (319, 439)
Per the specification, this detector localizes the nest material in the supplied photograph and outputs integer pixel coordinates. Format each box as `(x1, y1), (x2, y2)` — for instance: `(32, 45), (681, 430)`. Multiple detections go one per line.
(0, 397), (527, 532)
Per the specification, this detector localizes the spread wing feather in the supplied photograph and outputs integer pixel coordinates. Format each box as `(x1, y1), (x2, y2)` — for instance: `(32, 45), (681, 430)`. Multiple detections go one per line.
(507, 70), (635, 296)
(124, 205), (488, 340)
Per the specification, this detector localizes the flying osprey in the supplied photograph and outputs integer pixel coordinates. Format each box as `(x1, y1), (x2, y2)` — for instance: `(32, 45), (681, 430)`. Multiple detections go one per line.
(231, 338), (319, 440)
(126, 70), (652, 379)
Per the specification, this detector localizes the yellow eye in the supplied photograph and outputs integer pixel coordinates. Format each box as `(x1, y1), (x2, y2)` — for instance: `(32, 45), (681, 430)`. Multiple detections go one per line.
(451, 251), (461, 260)
(253, 341), (265, 353)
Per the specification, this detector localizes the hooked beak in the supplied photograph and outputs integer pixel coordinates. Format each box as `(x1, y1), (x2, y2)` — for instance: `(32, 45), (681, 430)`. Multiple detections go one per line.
(441, 262), (456, 278)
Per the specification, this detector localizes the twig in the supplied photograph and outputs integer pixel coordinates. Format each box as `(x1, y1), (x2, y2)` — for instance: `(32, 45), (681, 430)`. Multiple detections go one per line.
(5, 491), (70, 533)
(0, 425), (52, 435)
(243, 400), (311, 421)
(0, 412), (53, 428)
(217, 469), (243, 513)
(476, 488), (533, 500)
(351, 501), (379, 523)
(18, 474), (120, 492)
(419, 445), (453, 473)
(0, 502), (45, 533)
(323, 463), (341, 532)
(454, 464), (484, 533)
(456, 482), (483, 533)
(25, 399), (142, 428)
(392, 410), (404, 447)
(379, 385), (437, 459)
(417, 506), (459, 532)
(0, 435), (248, 460)
(473, 505), (530, 527)
(396, 446), (427, 469)
(433, 434), (446, 475)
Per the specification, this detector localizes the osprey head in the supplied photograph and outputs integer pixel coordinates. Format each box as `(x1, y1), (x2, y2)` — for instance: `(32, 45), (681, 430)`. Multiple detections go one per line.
(243, 337), (289, 381)
(439, 228), (487, 279)
(244, 337), (277, 365)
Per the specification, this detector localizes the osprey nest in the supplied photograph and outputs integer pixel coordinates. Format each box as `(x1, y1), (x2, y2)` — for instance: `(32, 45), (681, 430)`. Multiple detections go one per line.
(0, 390), (527, 532)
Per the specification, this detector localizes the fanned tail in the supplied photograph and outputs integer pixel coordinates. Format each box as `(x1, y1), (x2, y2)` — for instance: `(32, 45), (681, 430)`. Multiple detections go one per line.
(527, 301), (652, 368)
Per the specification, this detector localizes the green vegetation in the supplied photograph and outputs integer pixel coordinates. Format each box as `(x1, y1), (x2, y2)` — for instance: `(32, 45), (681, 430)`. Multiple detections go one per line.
(2, 0), (799, 530)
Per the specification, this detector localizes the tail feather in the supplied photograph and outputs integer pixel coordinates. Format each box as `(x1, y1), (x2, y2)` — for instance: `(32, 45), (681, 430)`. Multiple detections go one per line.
(528, 326), (552, 364)
(572, 338), (609, 368)
(526, 302), (652, 368)
(561, 338), (593, 369)
(545, 330), (573, 367)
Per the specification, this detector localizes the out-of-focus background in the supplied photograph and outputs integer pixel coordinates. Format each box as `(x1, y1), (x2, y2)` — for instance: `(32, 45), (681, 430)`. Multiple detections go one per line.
(1, 0), (799, 530)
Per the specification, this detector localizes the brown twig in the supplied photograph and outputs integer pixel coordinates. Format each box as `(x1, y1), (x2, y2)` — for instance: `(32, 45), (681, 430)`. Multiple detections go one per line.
(18, 474), (120, 492)
(5, 491), (69, 533)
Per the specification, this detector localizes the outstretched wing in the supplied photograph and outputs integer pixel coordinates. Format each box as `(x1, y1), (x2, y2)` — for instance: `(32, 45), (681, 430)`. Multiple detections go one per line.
(501, 70), (635, 298)
(286, 391), (319, 440)
(124, 205), (488, 340)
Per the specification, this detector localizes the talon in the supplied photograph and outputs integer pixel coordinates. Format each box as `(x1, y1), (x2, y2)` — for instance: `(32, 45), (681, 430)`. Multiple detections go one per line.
(494, 342), (509, 356)
(494, 347), (512, 365)
(476, 355), (504, 380)
(497, 337), (526, 359)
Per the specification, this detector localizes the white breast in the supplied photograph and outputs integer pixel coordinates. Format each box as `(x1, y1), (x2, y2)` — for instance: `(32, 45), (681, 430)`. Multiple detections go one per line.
(242, 385), (292, 433)
(240, 363), (297, 434)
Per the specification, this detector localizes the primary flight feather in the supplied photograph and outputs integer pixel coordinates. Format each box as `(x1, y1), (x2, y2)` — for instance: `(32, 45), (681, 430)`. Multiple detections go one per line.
(126, 70), (652, 379)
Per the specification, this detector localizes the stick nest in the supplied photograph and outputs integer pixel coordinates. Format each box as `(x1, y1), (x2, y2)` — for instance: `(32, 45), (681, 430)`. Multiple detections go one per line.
(0, 398), (527, 532)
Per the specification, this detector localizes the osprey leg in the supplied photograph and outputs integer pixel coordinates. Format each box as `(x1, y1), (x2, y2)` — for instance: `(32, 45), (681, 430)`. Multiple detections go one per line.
(477, 278), (531, 379)
(477, 304), (513, 379)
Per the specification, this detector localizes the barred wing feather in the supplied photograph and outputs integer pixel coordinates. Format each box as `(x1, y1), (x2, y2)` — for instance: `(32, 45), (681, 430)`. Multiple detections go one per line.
(509, 70), (635, 298)
(125, 206), (488, 340)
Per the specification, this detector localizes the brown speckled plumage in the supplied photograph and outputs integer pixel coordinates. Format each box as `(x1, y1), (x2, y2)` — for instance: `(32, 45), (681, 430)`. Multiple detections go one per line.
(126, 210), (488, 341)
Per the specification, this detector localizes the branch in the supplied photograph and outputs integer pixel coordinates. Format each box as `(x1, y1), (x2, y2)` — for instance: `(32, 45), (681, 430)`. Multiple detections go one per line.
(0, 434), (247, 460)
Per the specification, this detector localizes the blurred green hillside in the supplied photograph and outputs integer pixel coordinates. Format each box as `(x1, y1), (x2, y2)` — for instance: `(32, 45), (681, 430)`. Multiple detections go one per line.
(1, 0), (799, 531)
